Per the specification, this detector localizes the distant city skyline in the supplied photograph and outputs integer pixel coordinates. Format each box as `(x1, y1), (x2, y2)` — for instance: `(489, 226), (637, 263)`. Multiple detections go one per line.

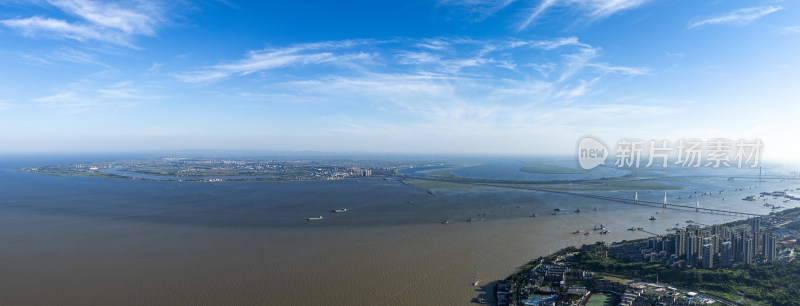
(1, 1), (799, 162)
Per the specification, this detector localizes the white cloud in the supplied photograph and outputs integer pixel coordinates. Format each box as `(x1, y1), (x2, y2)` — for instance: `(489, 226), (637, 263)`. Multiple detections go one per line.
(33, 81), (163, 111)
(49, 0), (162, 35)
(177, 37), (599, 84)
(397, 51), (442, 65)
(0, 0), (168, 47)
(415, 38), (452, 50)
(437, 0), (517, 21)
(526, 103), (680, 125)
(175, 40), (376, 83)
(559, 45), (597, 81)
(586, 0), (649, 18)
(778, 26), (800, 35)
(51, 47), (107, 66)
(519, 0), (650, 30)
(689, 6), (782, 29)
(147, 61), (163, 73)
(178, 36), (659, 141)
(1, 16), (116, 43)
(554, 77), (600, 99)
(519, 0), (557, 30)
(0, 99), (16, 111)
(587, 62), (650, 76)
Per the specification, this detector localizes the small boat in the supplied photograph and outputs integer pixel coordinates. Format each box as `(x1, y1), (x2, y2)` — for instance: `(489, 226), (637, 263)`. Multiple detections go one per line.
(473, 280), (479, 286)
(574, 208), (581, 213)
(305, 216), (323, 221)
(600, 230), (609, 234)
(650, 216), (656, 221)
(442, 219), (449, 224)
(554, 208), (561, 212)
(467, 217), (476, 222)
(332, 208), (347, 213)
(593, 207), (598, 211)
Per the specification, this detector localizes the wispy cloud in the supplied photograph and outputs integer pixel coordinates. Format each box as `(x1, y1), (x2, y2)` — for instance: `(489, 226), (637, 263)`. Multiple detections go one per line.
(519, 0), (650, 30)
(176, 35), (664, 144)
(0, 99), (16, 111)
(526, 103), (680, 124)
(51, 47), (108, 66)
(174, 40), (376, 83)
(778, 26), (800, 35)
(688, 6), (782, 29)
(0, 0), (169, 47)
(33, 81), (164, 111)
(437, 0), (517, 21)
(13, 47), (108, 67)
(587, 62), (650, 76)
(519, 0), (557, 31)
(176, 37), (599, 83)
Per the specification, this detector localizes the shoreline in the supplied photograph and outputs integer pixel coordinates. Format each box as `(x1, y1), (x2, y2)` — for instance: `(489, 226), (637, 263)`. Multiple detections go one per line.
(497, 206), (800, 305)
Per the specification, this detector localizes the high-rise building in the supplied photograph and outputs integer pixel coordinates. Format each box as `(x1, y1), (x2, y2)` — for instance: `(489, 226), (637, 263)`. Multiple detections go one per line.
(720, 241), (732, 267)
(661, 237), (673, 254)
(732, 232), (742, 262)
(649, 237), (661, 251)
(702, 244), (714, 268)
(686, 235), (697, 263)
(751, 218), (760, 234)
(751, 218), (761, 255)
(743, 235), (754, 264)
(763, 233), (777, 262)
(674, 231), (686, 257)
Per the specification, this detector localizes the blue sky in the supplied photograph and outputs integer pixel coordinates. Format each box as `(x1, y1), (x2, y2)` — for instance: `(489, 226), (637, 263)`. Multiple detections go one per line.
(1, 0), (799, 160)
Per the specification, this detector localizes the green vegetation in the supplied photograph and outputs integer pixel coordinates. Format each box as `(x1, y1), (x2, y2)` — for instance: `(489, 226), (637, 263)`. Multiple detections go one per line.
(400, 178), (491, 189)
(402, 162), (683, 191)
(503, 208), (800, 305)
(569, 244), (799, 305)
(777, 206), (800, 218)
(21, 157), (428, 182)
(416, 167), (460, 179)
(585, 293), (617, 306)
(520, 162), (590, 174)
(21, 165), (132, 180)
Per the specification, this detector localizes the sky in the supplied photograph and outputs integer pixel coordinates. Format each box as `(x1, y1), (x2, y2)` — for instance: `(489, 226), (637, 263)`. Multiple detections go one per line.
(0, 0), (799, 161)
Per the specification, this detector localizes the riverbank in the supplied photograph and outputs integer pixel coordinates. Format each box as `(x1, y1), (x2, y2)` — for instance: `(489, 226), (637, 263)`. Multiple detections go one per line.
(499, 207), (800, 305)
